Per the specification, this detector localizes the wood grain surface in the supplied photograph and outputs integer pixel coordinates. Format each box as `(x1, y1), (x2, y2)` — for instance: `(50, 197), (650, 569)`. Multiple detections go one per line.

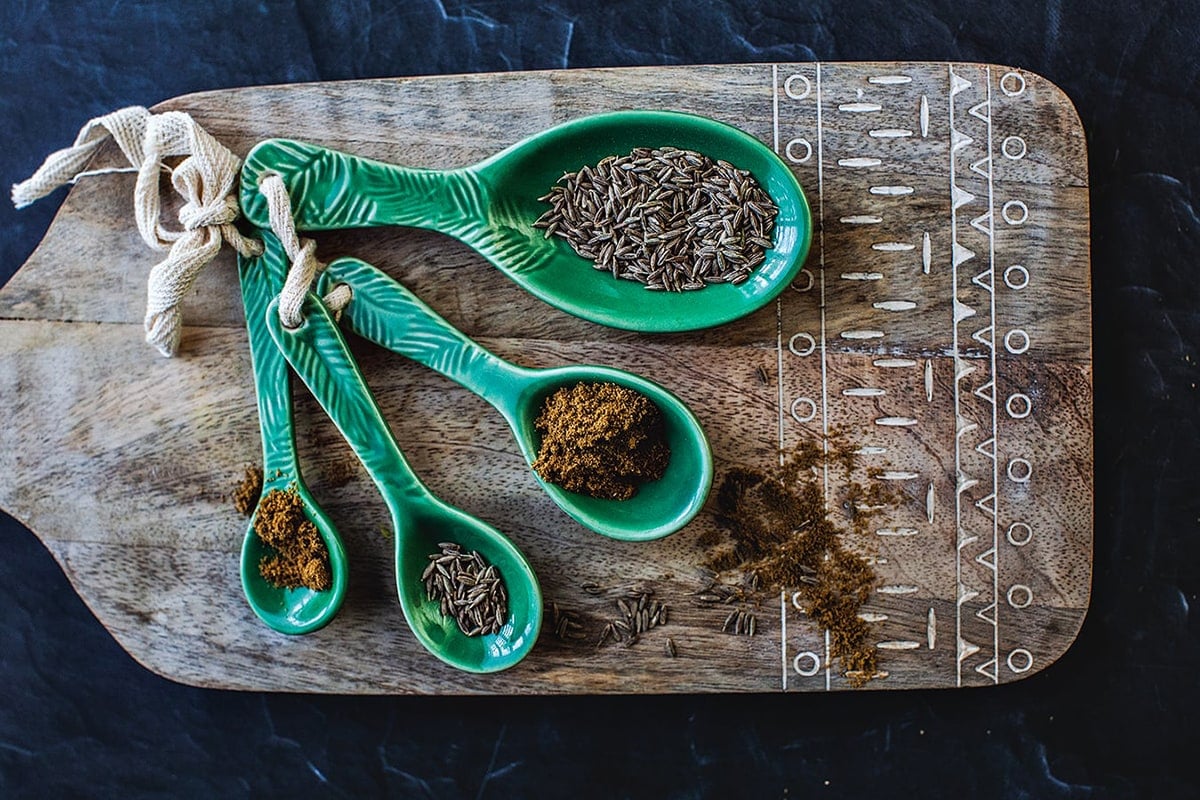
(0, 63), (1092, 693)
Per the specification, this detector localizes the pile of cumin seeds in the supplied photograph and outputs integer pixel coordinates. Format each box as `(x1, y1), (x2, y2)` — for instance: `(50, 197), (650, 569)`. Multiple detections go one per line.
(422, 542), (508, 636)
(533, 146), (778, 290)
(597, 589), (669, 648)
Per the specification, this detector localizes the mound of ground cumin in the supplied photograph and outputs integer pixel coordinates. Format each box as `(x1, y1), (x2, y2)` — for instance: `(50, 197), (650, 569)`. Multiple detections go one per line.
(254, 487), (332, 591)
(532, 381), (670, 500)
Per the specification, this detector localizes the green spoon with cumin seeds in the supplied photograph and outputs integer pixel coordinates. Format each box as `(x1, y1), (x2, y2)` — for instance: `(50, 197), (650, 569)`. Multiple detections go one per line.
(239, 109), (812, 333)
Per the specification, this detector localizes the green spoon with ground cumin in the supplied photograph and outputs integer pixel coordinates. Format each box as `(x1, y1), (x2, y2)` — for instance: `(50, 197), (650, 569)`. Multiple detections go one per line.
(237, 233), (348, 635)
(238, 110), (811, 332)
(314, 256), (713, 542)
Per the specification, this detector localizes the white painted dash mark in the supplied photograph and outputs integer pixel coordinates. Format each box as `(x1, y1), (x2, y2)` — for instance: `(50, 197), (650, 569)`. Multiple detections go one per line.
(877, 528), (920, 537)
(875, 416), (918, 426)
(839, 102), (882, 112)
(922, 231), (932, 274)
(872, 241), (915, 252)
(841, 215), (883, 224)
(878, 585), (920, 595)
(841, 330), (885, 340)
(838, 157), (883, 168)
(869, 128), (913, 139)
(920, 95), (929, 137)
(869, 75), (912, 85)
(874, 300), (917, 312)
(925, 359), (934, 401)
(927, 607), (937, 649)
(926, 482), (935, 523)
(859, 612), (890, 622)
(870, 185), (915, 196)
(877, 470), (920, 480)
(843, 387), (886, 397)
(874, 357), (917, 368)
(856, 445), (888, 455)
(877, 640), (921, 650)
(842, 272), (884, 281)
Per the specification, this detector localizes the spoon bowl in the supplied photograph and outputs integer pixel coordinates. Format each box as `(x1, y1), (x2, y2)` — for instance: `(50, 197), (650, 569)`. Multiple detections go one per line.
(238, 234), (347, 634)
(317, 257), (713, 542)
(265, 291), (542, 672)
(240, 110), (812, 332)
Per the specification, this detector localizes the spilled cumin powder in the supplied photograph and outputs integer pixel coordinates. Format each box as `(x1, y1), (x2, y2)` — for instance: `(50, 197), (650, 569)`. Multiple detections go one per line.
(232, 465), (263, 517)
(254, 487), (332, 591)
(532, 381), (670, 500)
(706, 437), (895, 686)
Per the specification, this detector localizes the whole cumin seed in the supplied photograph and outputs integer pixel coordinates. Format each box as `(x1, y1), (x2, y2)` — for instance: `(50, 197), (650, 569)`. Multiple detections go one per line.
(534, 147), (778, 290)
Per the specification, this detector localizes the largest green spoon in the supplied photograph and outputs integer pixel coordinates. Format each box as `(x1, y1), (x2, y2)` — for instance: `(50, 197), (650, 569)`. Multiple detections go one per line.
(239, 110), (812, 332)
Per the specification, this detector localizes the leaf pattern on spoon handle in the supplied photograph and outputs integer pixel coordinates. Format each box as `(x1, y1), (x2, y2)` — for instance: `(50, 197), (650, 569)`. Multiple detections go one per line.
(238, 232), (301, 488)
(317, 257), (528, 411)
(265, 293), (431, 505)
(239, 139), (487, 239)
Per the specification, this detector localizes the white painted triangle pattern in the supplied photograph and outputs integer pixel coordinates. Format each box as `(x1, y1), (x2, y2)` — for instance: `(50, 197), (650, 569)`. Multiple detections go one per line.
(950, 70), (972, 96)
(975, 658), (999, 682)
(952, 183), (976, 209)
(957, 636), (980, 661)
(953, 241), (976, 266)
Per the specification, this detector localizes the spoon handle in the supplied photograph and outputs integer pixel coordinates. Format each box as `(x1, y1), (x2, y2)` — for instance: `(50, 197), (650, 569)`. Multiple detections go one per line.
(238, 233), (303, 487)
(317, 257), (531, 414)
(239, 139), (485, 237)
(265, 292), (432, 508)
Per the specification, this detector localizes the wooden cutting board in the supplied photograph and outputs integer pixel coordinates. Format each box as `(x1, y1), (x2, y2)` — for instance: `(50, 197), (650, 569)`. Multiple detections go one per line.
(0, 63), (1092, 693)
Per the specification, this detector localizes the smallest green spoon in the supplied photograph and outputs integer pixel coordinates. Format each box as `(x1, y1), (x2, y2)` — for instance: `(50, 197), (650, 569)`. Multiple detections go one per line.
(265, 292), (542, 673)
(238, 238), (348, 635)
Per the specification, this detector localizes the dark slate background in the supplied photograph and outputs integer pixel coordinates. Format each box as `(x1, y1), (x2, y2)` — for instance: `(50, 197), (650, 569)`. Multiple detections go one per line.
(2, 1), (1197, 797)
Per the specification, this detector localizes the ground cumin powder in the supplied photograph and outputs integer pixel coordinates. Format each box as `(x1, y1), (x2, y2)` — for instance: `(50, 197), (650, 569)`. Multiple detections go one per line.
(532, 381), (670, 500)
(707, 438), (892, 686)
(232, 465), (263, 517)
(253, 487), (332, 591)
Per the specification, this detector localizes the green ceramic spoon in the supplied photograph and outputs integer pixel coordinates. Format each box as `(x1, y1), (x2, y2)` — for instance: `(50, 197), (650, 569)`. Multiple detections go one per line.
(239, 110), (812, 332)
(264, 292), (542, 673)
(237, 232), (348, 634)
(315, 256), (713, 542)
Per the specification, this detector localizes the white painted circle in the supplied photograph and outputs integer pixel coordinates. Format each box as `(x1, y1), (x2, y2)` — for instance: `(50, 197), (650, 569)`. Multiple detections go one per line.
(791, 269), (815, 293)
(791, 397), (818, 423)
(1002, 135), (1027, 160)
(1002, 200), (1029, 225)
(793, 651), (822, 677)
(1000, 71), (1027, 97)
(788, 332), (817, 357)
(1004, 264), (1030, 290)
(1004, 329), (1031, 355)
(1007, 648), (1034, 673)
(785, 137), (813, 164)
(1006, 393), (1033, 419)
(1006, 584), (1034, 609)
(784, 73), (812, 100)
(1007, 458), (1033, 483)
(1006, 522), (1033, 547)
(792, 591), (806, 610)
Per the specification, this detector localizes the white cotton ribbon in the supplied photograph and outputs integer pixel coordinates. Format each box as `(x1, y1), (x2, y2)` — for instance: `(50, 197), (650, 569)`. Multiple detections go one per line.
(12, 106), (264, 356)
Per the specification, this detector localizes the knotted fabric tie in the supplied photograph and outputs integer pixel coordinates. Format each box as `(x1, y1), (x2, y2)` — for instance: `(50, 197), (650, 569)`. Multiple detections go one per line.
(12, 106), (264, 356)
